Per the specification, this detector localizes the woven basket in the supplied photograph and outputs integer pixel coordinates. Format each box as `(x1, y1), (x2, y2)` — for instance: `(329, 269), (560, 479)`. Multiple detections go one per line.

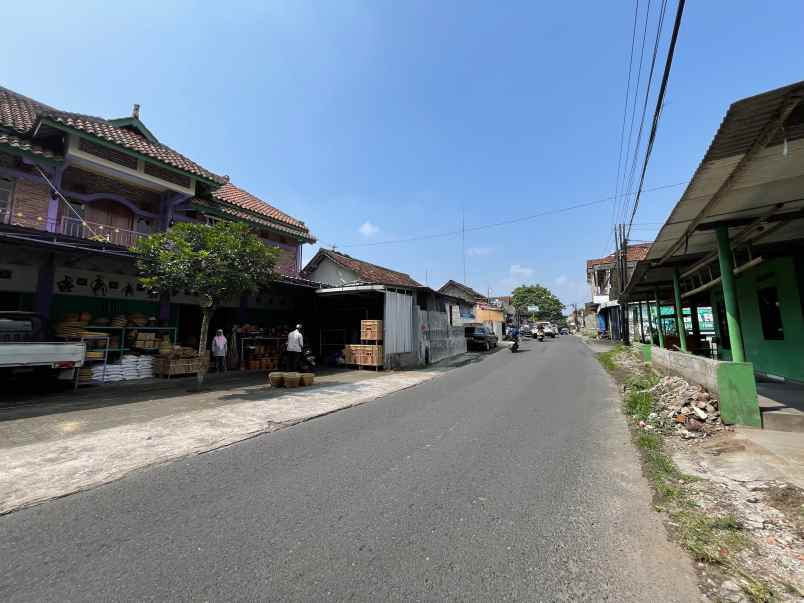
(283, 372), (300, 388)
(268, 372), (284, 387)
(300, 373), (314, 386)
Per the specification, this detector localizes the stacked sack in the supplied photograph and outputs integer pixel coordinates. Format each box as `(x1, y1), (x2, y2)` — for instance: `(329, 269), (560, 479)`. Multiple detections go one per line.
(92, 364), (124, 382)
(135, 356), (156, 379)
(120, 355), (143, 380)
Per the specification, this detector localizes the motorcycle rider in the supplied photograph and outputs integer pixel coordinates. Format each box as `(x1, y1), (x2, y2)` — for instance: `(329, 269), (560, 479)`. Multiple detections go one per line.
(510, 325), (520, 352)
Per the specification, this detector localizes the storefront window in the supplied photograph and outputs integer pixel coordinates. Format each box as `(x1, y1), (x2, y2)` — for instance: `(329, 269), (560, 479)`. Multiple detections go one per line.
(757, 286), (784, 340)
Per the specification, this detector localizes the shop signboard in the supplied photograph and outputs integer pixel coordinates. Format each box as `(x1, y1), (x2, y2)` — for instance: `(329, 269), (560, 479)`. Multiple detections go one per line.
(52, 267), (206, 305)
(0, 263), (38, 292)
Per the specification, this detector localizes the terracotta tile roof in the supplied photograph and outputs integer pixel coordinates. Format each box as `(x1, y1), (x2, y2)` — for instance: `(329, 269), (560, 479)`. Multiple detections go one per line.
(212, 183), (311, 238)
(586, 243), (652, 269)
(0, 132), (60, 160)
(0, 85), (225, 184)
(302, 249), (422, 288)
(438, 280), (487, 301)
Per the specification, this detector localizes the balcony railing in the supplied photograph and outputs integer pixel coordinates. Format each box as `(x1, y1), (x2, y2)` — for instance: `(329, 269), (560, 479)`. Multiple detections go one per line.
(59, 216), (145, 248)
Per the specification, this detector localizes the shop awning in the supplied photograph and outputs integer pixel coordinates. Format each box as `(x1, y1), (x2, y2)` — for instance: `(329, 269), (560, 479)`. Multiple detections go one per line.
(315, 284), (387, 295)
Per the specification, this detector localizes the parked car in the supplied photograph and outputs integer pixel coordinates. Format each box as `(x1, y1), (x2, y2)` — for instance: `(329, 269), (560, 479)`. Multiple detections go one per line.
(560, 327), (569, 335)
(519, 325), (532, 337)
(466, 326), (498, 351)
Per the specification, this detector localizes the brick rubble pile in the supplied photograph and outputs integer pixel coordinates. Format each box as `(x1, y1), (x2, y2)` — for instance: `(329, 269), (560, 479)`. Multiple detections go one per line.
(647, 375), (725, 438)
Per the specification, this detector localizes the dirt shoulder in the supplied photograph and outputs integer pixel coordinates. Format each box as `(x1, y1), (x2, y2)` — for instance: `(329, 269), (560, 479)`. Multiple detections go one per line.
(596, 344), (803, 603)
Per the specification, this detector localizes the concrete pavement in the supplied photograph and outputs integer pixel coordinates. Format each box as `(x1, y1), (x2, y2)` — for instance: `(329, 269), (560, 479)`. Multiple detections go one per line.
(0, 336), (700, 601)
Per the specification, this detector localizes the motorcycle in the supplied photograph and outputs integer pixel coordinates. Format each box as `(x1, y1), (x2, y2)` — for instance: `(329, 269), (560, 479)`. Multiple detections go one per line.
(536, 330), (545, 342)
(511, 336), (519, 353)
(280, 347), (317, 372)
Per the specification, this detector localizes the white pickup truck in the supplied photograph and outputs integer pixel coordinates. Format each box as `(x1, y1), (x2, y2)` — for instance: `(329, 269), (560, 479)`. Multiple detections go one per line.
(0, 312), (85, 381)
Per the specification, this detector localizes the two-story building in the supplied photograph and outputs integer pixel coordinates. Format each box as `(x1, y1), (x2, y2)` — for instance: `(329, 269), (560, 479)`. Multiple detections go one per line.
(0, 85), (316, 351)
(585, 243), (651, 339)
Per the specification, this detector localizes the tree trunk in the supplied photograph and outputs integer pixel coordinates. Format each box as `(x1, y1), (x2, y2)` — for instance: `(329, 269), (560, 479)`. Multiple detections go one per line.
(196, 306), (214, 389)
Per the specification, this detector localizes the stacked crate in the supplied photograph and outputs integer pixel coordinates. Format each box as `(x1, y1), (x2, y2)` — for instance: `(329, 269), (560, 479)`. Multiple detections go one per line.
(360, 320), (382, 341)
(358, 320), (383, 369)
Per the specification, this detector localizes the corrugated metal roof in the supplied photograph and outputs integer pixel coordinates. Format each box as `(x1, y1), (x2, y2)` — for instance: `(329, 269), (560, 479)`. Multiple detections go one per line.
(646, 80), (804, 264)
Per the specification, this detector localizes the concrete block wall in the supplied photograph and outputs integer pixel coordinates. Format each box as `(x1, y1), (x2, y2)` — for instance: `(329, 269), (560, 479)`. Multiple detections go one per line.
(649, 345), (761, 427)
(415, 308), (467, 366)
(651, 346), (719, 394)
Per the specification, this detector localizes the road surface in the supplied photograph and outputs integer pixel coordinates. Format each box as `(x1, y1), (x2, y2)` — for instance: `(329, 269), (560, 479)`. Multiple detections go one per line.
(0, 336), (698, 601)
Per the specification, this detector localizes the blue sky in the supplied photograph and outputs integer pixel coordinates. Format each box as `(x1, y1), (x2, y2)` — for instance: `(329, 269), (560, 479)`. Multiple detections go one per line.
(4, 1), (804, 306)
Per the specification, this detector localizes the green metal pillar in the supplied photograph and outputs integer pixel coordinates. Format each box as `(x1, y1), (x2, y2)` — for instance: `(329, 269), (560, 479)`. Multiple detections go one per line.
(672, 267), (688, 352)
(654, 288), (665, 349)
(716, 226), (746, 363)
(637, 300), (645, 343)
(645, 298), (654, 344)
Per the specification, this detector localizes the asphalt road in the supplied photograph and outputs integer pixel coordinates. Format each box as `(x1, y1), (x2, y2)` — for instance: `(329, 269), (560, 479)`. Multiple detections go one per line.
(0, 336), (699, 601)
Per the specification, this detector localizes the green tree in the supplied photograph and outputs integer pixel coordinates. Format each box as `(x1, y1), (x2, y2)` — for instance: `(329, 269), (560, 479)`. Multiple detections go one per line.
(511, 284), (565, 323)
(132, 221), (279, 386)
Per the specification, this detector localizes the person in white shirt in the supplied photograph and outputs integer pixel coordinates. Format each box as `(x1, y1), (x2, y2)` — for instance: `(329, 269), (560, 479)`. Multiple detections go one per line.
(286, 324), (303, 371)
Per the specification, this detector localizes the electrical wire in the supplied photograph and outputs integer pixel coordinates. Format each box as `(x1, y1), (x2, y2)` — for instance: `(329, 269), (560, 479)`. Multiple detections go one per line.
(34, 166), (104, 241)
(608, 0), (641, 256)
(621, 0), (669, 226)
(617, 0), (652, 227)
(626, 0), (686, 237)
(339, 180), (688, 248)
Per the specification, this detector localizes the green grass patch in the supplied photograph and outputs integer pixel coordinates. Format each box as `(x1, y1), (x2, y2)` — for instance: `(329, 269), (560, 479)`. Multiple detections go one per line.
(597, 350), (619, 373)
(675, 510), (750, 564)
(598, 338), (773, 599)
(625, 390), (654, 421)
(625, 372), (658, 391)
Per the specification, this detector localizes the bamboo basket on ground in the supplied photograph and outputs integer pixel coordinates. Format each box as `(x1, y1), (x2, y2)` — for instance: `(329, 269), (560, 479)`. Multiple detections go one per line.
(300, 373), (314, 386)
(283, 372), (300, 388)
(268, 372), (284, 387)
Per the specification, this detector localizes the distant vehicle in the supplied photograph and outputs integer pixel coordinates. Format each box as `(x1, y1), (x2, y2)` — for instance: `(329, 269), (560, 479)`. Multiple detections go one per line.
(519, 325), (532, 337)
(0, 312), (85, 382)
(466, 326), (498, 351)
(560, 327), (569, 335)
(535, 322), (556, 338)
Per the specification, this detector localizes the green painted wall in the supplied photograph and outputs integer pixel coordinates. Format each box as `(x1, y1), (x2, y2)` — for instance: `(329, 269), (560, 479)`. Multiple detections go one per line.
(735, 257), (804, 381)
(717, 362), (761, 427)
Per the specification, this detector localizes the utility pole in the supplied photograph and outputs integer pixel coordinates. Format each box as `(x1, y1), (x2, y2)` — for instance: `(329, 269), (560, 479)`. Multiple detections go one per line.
(614, 225), (622, 341)
(461, 205), (466, 283)
(621, 223), (630, 346)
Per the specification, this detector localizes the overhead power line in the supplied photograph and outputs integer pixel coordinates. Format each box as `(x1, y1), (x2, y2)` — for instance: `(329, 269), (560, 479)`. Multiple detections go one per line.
(617, 0), (652, 226)
(621, 0), (669, 226)
(626, 0), (686, 237)
(339, 180), (688, 248)
(609, 0), (641, 251)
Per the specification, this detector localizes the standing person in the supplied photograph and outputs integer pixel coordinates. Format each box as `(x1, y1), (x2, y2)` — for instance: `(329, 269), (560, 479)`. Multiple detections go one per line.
(212, 329), (228, 373)
(286, 324), (303, 371)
